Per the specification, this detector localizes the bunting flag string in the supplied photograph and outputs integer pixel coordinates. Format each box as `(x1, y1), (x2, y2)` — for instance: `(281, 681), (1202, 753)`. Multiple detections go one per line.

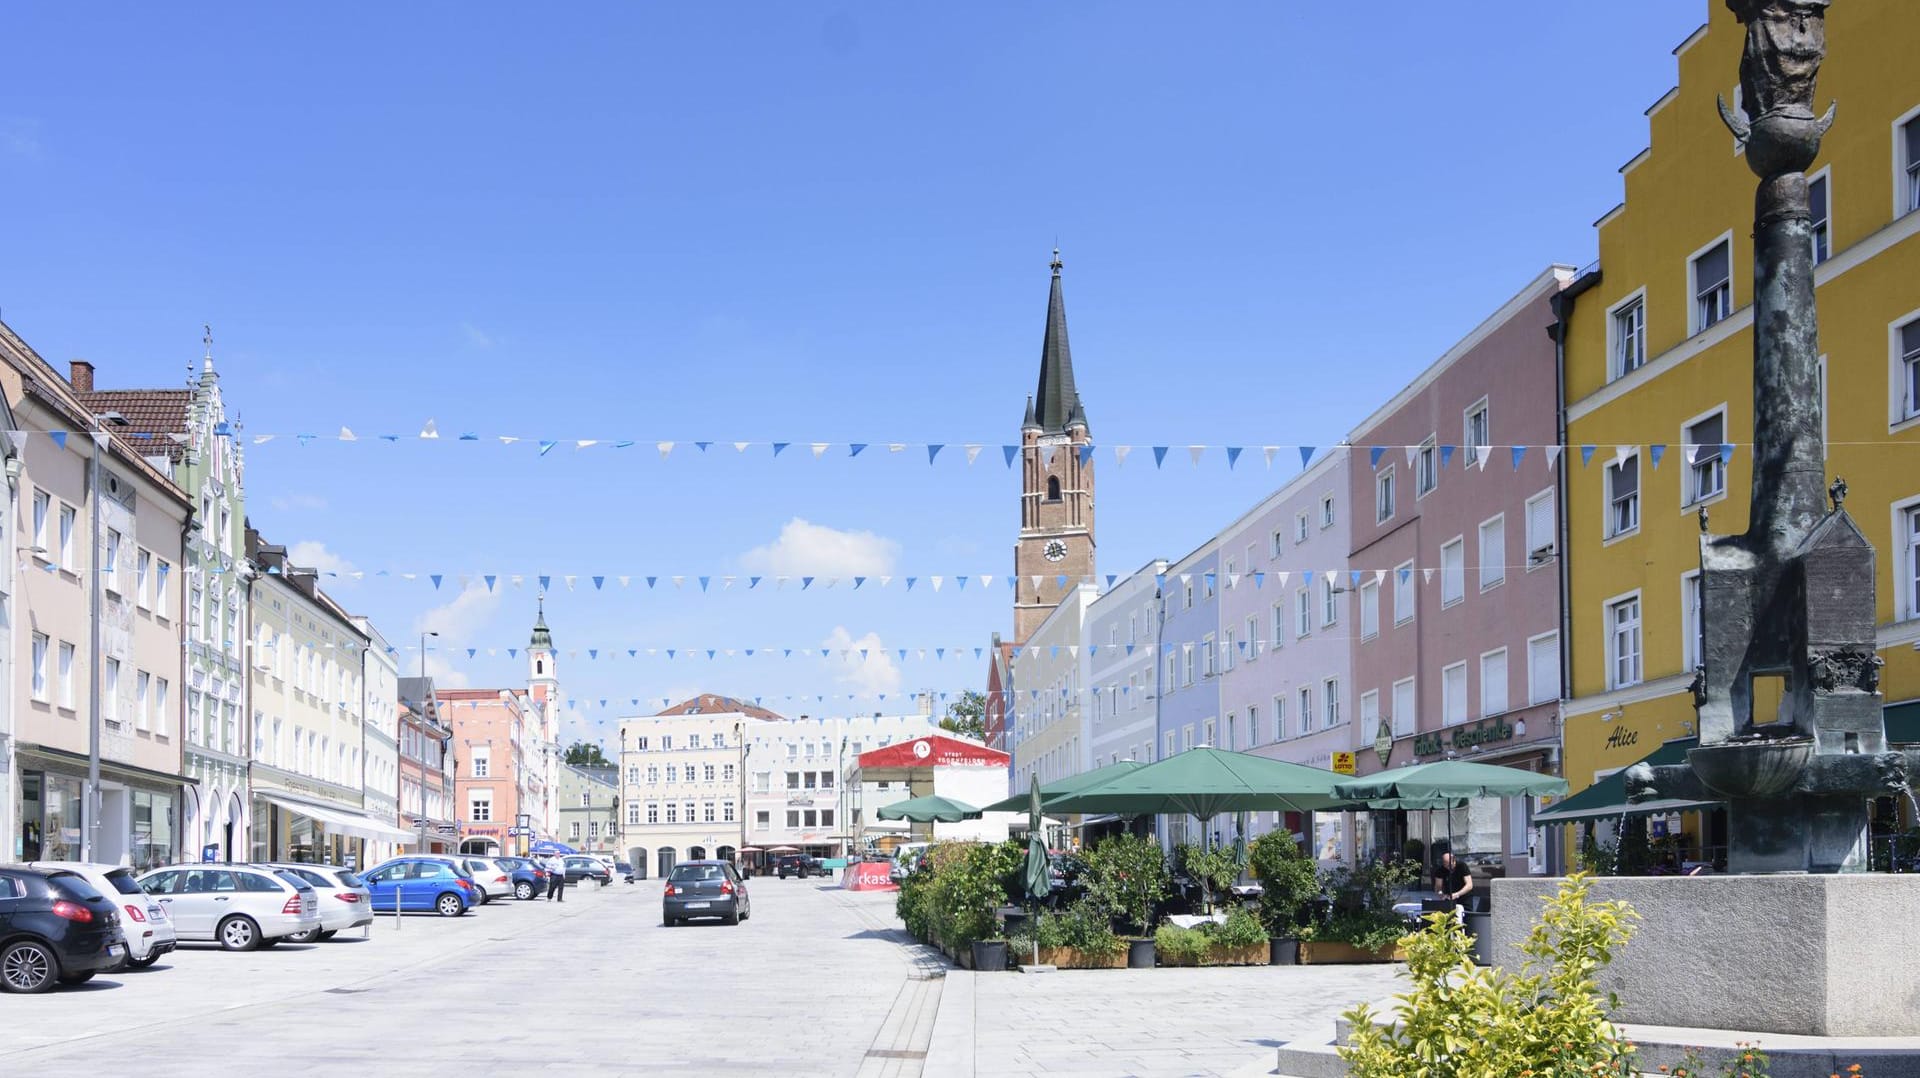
(15, 427), (1818, 473)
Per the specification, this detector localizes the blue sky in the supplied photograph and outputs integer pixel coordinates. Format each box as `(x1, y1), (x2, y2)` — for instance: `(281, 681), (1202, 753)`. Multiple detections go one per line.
(0, 3), (1707, 749)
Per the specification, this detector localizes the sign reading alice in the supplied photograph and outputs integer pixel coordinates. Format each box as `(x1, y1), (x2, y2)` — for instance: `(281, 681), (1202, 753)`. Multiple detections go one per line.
(1413, 717), (1516, 759)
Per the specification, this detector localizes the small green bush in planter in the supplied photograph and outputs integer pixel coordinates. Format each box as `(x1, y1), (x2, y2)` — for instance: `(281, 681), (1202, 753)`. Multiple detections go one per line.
(1152, 923), (1210, 965)
(1248, 830), (1318, 939)
(1081, 833), (1169, 937)
(1214, 906), (1268, 950)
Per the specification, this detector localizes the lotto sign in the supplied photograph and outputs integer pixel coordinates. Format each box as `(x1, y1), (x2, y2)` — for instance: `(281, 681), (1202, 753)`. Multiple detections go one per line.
(1331, 752), (1357, 775)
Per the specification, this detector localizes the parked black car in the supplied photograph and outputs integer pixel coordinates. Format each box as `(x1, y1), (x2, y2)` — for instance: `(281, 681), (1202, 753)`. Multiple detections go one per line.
(774, 855), (827, 879)
(563, 856), (611, 885)
(0, 865), (126, 993)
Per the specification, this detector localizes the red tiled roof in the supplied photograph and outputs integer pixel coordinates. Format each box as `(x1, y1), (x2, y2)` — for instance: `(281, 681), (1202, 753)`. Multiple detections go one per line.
(656, 694), (785, 721)
(77, 389), (192, 462)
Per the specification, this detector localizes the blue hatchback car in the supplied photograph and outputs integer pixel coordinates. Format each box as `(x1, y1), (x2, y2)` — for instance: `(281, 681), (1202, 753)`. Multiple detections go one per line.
(361, 857), (477, 917)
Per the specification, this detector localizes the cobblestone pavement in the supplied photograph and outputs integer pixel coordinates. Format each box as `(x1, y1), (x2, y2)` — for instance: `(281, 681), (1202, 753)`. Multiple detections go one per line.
(1, 878), (1396, 1078)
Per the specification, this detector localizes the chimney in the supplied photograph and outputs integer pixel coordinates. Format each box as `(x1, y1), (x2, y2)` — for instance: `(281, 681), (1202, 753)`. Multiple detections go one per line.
(69, 360), (94, 393)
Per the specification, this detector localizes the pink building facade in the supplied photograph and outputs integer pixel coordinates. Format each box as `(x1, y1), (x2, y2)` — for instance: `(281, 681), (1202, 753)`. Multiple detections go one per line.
(1346, 266), (1574, 877)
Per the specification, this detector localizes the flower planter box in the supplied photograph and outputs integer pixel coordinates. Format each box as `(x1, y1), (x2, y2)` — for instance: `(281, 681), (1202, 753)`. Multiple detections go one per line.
(1015, 946), (1128, 970)
(1207, 943), (1269, 966)
(1297, 941), (1406, 965)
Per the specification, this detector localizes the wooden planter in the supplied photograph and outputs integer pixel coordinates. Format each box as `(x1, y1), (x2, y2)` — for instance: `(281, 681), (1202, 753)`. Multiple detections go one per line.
(1297, 941), (1407, 965)
(1206, 943), (1270, 966)
(1015, 945), (1128, 969)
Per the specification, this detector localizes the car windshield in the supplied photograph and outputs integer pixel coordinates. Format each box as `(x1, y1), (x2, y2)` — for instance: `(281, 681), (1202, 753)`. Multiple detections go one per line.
(669, 864), (726, 883)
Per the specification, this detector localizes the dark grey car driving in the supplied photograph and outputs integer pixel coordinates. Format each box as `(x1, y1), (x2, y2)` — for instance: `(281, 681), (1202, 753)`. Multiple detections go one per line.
(661, 860), (750, 926)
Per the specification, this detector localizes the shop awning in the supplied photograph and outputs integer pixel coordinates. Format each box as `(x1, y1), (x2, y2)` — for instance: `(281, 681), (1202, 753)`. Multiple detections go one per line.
(258, 793), (415, 843)
(1534, 738), (1718, 824)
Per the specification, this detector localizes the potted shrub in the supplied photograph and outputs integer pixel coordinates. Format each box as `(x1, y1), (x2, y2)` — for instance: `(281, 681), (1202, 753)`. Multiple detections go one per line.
(925, 841), (1018, 969)
(1081, 834), (1169, 969)
(1210, 907), (1270, 965)
(1300, 860), (1420, 964)
(1152, 923), (1209, 967)
(1012, 904), (1128, 969)
(1248, 830), (1319, 965)
(1182, 843), (1240, 915)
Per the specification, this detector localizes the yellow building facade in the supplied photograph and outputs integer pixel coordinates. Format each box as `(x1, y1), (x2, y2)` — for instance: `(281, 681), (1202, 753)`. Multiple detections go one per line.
(1559, 2), (1920, 834)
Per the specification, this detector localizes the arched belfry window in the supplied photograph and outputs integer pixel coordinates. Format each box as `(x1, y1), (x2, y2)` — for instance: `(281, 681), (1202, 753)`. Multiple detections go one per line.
(536, 659), (544, 674)
(1045, 476), (1062, 502)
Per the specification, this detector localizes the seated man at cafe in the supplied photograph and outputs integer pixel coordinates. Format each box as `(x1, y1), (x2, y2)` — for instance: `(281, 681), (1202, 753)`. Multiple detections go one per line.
(1432, 844), (1473, 918)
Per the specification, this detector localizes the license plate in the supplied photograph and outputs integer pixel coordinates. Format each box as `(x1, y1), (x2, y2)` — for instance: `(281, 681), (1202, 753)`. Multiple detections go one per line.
(684, 901), (710, 909)
(107, 944), (123, 957)
(149, 906), (167, 921)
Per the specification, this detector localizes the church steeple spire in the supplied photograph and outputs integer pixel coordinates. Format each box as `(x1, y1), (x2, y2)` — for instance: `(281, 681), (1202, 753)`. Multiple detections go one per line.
(1033, 249), (1087, 435)
(530, 594), (553, 650)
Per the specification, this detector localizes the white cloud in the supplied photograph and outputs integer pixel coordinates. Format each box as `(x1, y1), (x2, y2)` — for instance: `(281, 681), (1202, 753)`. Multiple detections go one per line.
(414, 579), (503, 645)
(272, 493), (329, 512)
(420, 652), (469, 689)
(461, 322), (495, 349)
(289, 540), (356, 578)
(741, 518), (900, 578)
(821, 626), (902, 698)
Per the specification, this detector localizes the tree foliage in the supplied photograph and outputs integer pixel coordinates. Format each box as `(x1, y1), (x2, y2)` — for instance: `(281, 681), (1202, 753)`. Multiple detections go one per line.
(564, 740), (611, 767)
(937, 690), (988, 741)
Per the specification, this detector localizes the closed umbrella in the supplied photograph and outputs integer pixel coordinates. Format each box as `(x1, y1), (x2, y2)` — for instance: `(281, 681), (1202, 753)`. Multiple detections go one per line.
(1023, 774), (1051, 906)
(875, 795), (982, 823)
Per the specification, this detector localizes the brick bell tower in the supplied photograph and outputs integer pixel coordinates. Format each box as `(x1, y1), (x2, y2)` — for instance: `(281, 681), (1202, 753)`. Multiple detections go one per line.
(1014, 249), (1095, 641)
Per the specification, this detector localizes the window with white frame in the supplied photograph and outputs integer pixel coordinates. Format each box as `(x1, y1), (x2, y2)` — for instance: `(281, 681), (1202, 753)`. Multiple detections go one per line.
(1221, 628), (1235, 671)
(1298, 686), (1312, 732)
(1528, 632), (1559, 705)
(1321, 576), (1338, 627)
(104, 659), (120, 723)
(1273, 694), (1287, 741)
(1440, 538), (1465, 606)
(1359, 578), (1380, 639)
(58, 504), (75, 569)
(155, 559), (170, 612)
(104, 529), (121, 593)
(1692, 238), (1732, 332)
(135, 671), (149, 731)
(1296, 511), (1310, 542)
(1525, 489), (1556, 562)
(1612, 294), (1647, 379)
(1809, 171), (1831, 264)
(1464, 399), (1490, 461)
(1359, 690), (1379, 742)
(1295, 588), (1311, 637)
(1247, 703), (1261, 746)
(471, 745), (490, 777)
(1416, 439), (1437, 496)
(1376, 468), (1396, 522)
(1323, 678), (1340, 728)
(1686, 411), (1727, 504)
(1479, 515), (1505, 590)
(31, 489), (49, 552)
(1166, 649), (1177, 689)
(1322, 494), (1336, 527)
(1271, 529), (1285, 557)
(58, 641), (74, 709)
(1683, 570), (1706, 671)
(153, 678), (169, 737)
(31, 633), (48, 702)
(470, 789), (493, 822)
(1183, 644), (1195, 685)
(627, 801), (642, 826)
(1442, 663), (1468, 726)
(647, 803), (660, 824)
(1392, 677), (1416, 738)
(1607, 453), (1640, 537)
(1607, 595), (1644, 690)
(1271, 602), (1285, 647)
(1245, 614), (1259, 658)
(1183, 578), (1194, 609)
(1902, 112), (1920, 215)
(1899, 317), (1920, 423)
(1394, 561), (1415, 624)
(1203, 718), (1215, 747)
(1480, 649), (1508, 717)
(568, 821), (582, 839)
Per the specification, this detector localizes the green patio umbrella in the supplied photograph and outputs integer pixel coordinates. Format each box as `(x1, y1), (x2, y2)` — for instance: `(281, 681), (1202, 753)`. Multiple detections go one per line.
(1043, 747), (1348, 820)
(1332, 760), (1567, 802)
(875, 794), (982, 823)
(976, 758), (1149, 814)
(1022, 774), (1051, 905)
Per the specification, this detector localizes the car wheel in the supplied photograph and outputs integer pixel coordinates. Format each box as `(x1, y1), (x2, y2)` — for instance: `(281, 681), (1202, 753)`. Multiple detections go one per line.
(515, 881), (534, 900)
(436, 893), (464, 918)
(125, 952), (161, 970)
(218, 916), (262, 952)
(286, 927), (320, 944)
(1, 940), (58, 993)
(724, 909), (740, 926)
(317, 930), (338, 941)
(57, 970), (95, 986)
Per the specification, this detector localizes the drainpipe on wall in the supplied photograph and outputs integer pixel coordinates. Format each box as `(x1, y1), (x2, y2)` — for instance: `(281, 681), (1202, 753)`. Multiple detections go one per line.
(2, 449), (18, 861)
(1547, 268), (1602, 874)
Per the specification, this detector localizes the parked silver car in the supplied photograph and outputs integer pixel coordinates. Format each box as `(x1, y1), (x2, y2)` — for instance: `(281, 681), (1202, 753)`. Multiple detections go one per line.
(136, 865), (321, 951)
(26, 861), (177, 969)
(261, 864), (373, 940)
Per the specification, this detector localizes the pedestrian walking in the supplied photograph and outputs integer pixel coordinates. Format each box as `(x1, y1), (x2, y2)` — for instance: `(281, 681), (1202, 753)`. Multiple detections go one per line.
(545, 855), (568, 902)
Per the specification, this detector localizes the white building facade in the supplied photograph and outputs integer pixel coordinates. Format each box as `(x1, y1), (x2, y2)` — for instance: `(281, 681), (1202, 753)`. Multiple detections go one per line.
(618, 710), (757, 879)
(1007, 582), (1096, 793)
(743, 713), (940, 862)
(355, 617), (403, 865)
(1085, 559), (1166, 770)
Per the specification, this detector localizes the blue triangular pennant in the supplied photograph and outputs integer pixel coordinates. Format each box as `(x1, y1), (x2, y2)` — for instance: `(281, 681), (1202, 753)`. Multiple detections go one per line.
(1004, 445), (1019, 468)
(772, 442), (789, 456)
(430, 574), (443, 590)
(927, 444), (944, 463)
(1152, 446), (1169, 468)
(849, 443), (867, 457)
(1510, 445), (1527, 470)
(1580, 445), (1596, 466)
(1649, 444), (1667, 468)
(1369, 446), (1384, 468)
(1226, 446), (1242, 469)
(1299, 446), (1316, 467)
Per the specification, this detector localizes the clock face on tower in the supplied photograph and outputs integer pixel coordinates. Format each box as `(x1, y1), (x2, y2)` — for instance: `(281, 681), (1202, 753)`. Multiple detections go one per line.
(1044, 539), (1068, 562)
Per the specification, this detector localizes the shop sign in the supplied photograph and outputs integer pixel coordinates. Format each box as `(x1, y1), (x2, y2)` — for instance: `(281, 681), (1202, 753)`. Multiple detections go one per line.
(1603, 726), (1642, 751)
(1331, 752), (1357, 776)
(1413, 717), (1515, 758)
(1373, 719), (1394, 767)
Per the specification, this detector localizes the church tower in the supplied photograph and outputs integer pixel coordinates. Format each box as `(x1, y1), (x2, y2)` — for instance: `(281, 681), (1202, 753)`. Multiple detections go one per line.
(1014, 250), (1095, 641)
